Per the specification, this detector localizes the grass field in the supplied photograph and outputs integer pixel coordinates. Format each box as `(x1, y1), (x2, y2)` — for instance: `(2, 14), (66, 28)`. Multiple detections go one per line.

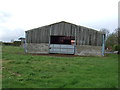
(2, 46), (118, 88)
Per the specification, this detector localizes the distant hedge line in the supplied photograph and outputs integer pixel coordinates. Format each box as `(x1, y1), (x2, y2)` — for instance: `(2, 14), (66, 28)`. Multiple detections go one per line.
(2, 41), (21, 46)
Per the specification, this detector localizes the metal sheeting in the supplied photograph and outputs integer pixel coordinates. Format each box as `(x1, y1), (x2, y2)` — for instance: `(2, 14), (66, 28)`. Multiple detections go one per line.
(26, 26), (50, 43)
(25, 21), (103, 46)
(76, 27), (102, 46)
(50, 22), (74, 36)
(49, 44), (75, 54)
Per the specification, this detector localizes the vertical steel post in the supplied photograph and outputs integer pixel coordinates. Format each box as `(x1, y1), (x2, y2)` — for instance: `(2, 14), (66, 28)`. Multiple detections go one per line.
(74, 26), (77, 54)
(102, 34), (105, 56)
(49, 25), (52, 53)
(0, 41), (2, 90)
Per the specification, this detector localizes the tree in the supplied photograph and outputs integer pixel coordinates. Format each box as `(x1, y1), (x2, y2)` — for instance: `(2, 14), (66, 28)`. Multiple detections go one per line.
(106, 28), (119, 51)
(118, 28), (120, 45)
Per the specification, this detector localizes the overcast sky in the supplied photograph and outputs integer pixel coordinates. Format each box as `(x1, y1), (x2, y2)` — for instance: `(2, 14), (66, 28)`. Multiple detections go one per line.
(0, 0), (119, 42)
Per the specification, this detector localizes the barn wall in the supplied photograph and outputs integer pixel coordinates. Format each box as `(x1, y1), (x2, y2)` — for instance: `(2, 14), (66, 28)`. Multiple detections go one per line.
(26, 21), (103, 46)
(75, 45), (102, 56)
(26, 26), (50, 43)
(50, 22), (76, 36)
(26, 43), (49, 54)
(25, 21), (104, 55)
(76, 26), (102, 46)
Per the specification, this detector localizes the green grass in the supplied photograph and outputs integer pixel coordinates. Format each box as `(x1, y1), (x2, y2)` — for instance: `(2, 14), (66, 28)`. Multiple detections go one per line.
(2, 45), (118, 88)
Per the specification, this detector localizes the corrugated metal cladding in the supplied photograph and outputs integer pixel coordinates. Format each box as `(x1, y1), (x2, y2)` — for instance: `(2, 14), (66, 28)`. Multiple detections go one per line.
(25, 21), (103, 46)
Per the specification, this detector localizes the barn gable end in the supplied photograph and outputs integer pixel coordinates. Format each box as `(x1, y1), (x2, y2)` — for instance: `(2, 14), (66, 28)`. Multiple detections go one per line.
(25, 21), (105, 56)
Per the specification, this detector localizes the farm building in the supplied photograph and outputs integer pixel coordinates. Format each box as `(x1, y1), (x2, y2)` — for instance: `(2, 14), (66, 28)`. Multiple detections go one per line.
(25, 21), (105, 56)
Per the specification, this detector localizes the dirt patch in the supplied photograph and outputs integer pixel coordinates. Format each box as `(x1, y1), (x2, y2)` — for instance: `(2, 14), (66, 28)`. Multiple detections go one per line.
(31, 53), (96, 57)
(2, 60), (11, 63)
(31, 53), (80, 57)
(11, 72), (21, 77)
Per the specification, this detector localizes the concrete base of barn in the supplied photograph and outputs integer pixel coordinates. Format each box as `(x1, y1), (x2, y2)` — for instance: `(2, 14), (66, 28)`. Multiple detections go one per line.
(26, 43), (49, 54)
(75, 45), (102, 56)
(26, 43), (102, 56)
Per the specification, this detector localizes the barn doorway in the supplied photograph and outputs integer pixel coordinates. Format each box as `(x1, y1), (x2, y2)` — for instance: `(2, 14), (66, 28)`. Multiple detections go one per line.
(49, 36), (75, 54)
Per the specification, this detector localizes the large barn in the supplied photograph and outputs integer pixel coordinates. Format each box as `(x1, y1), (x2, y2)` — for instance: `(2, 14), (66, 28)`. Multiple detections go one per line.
(25, 21), (105, 56)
